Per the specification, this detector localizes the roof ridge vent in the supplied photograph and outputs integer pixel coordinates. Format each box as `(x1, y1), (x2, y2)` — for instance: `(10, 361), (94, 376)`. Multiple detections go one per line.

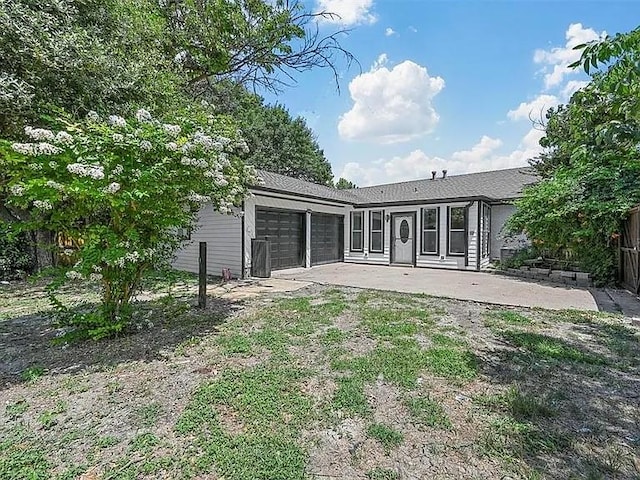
(431, 171), (437, 180)
(442, 169), (447, 179)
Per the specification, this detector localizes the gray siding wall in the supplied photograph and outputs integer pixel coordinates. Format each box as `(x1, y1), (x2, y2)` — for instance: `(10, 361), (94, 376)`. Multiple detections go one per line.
(172, 204), (242, 278)
(344, 201), (480, 271)
(490, 203), (529, 260)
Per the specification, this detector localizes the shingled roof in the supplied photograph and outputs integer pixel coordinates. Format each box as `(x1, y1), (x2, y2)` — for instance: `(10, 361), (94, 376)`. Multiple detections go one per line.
(254, 170), (361, 204)
(254, 167), (537, 206)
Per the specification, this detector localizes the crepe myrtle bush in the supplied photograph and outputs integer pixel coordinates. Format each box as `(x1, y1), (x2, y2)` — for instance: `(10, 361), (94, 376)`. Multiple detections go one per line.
(1, 108), (259, 339)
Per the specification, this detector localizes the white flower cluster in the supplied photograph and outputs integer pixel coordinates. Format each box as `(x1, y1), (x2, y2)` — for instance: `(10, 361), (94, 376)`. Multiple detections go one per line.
(163, 124), (181, 137)
(92, 265), (102, 272)
(89, 273), (103, 282)
(136, 108), (152, 123)
(165, 142), (178, 151)
(61, 249), (75, 256)
(67, 163), (105, 180)
(108, 115), (127, 128)
(244, 165), (264, 185)
(86, 111), (99, 122)
(12, 142), (62, 156)
(66, 270), (83, 280)
(29, 163), (43, 170)
(55, 131), (74, 146)
(236, 139), (250, 154)
(33, 199), (53, 210)
(187, 192), (209, 203)
(46, 180), (64, 191)
(25, 126), (55, 142)
(181, 157), (209, 168)
(102, 182), (121, 194)
(205, 170), (228, 187)
(218, 152), (230, 167)
(9, 185), (25, 196)
(139, 140), (152, 152)
(218, 199), (235, 215)
(125, 251), (140, 263)
(215, 176), (229, 188)
(113, 133), (124, 143)
(112, 164), (124, 176)
(174, 50), (188, 65)
(192, 131), (225, 152)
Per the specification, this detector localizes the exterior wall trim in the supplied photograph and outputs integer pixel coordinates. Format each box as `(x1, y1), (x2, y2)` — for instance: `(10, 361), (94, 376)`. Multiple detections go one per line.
(358, 195), (493, 209)
(251, 186), (354, 205)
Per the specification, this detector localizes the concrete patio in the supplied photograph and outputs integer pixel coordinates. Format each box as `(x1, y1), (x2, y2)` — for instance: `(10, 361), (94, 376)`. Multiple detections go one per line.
(272, 263), (599, 311)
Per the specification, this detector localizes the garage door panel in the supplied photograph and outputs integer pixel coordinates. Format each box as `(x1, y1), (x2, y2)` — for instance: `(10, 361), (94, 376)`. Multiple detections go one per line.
(311, 214), (344, 266)
(256, 208), (304, 270)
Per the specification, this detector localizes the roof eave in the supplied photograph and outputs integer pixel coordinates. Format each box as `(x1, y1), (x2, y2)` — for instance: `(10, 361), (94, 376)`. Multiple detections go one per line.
(250, 185), (358, 205)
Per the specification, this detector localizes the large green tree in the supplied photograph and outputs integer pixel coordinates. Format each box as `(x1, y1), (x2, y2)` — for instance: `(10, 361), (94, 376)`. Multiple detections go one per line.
(1, 0), (353, 273)
(508, 26), (640, 284)
(0, 0), (183, 137)
(205, 81), (334, 184)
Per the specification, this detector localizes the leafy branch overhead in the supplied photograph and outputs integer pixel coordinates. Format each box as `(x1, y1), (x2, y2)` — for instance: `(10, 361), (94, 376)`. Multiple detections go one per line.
(164, 0), (358, 93)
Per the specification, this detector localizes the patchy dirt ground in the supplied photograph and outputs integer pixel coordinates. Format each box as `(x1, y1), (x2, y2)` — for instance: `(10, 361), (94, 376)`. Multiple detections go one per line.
(1, 278), (639, 480)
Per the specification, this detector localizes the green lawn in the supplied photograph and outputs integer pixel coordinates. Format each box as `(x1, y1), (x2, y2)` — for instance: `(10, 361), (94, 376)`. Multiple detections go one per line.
(1, 280), (639, 479)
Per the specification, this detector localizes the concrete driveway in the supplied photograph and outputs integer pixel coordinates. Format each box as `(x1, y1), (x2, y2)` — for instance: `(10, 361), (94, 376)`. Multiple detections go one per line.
(272, 263), (599, 311)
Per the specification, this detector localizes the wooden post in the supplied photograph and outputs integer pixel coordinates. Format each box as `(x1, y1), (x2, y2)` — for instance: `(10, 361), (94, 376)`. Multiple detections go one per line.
(198, 242), (206, 308)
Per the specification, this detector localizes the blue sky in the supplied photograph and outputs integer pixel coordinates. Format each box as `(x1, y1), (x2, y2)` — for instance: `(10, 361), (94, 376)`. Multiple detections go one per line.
(263, 1), (640, 186)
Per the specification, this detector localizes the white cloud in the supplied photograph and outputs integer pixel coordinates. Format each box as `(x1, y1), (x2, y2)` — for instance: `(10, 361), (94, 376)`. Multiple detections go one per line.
(371, 53), (388, 70)
(339, 130), (545, 186)
(385, 27), (396, 36)
(338, 59), (445, 144)
(534, 23), (604, 89)
(408, 26), (418, 33)
(451, 136), (503, 163)
(316, 0), (377, 26)
(507, 94), (559, 122)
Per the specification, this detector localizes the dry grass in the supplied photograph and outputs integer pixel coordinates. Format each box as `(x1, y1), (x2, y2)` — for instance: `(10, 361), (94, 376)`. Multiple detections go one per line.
(1, 279), (639, 479)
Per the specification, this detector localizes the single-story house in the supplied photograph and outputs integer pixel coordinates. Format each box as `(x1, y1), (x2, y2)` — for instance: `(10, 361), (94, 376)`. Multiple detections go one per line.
(172, 167), (537, 278)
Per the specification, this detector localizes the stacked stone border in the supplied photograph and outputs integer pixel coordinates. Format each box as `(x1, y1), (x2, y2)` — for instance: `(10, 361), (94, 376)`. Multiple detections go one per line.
(498, 266), (593, 288)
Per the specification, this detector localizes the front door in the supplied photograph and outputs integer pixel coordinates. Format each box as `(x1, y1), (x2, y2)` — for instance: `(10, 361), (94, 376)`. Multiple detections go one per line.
(392, 214), (414, 265)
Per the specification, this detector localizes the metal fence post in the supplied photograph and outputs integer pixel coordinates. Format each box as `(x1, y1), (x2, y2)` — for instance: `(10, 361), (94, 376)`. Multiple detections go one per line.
(198, 241), (206, 308)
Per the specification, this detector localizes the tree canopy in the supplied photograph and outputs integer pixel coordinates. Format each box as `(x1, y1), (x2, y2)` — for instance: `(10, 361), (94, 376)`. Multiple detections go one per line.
(206, 81), (334, 184)
(1, 0), (344, 187)
(507, 26), (640, 284)
(335, 178), (357, 189)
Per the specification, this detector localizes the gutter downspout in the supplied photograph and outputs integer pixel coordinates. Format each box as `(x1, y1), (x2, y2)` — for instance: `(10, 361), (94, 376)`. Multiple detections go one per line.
(463, 201), (474, 268)
(476, 201), (481, 272)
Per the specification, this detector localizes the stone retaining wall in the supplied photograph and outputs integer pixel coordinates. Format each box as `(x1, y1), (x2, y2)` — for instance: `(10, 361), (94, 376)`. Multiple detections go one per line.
(499, 266), (593, 288)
